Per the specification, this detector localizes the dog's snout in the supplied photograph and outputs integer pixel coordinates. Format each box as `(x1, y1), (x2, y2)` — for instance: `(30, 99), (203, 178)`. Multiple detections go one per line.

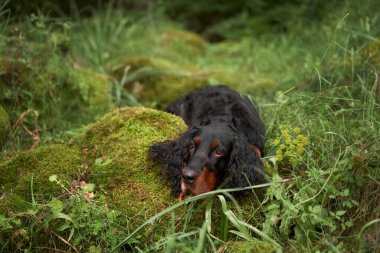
(182, 168), (198, 183)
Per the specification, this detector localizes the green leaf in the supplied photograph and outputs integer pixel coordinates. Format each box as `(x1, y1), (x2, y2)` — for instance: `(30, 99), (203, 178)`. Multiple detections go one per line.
(12, 219), (22, 226)
(95, 158), (103, 166)
(342, 189), (350, 196)
(351, 200), (359, 206)
(52, 213), (73, 223)
(58, 224), (70, 231)
(312, 205), (322, 214)
(82, 183), (95, 192)
(336, 210), (346, 216)
(101, 159), (113, 166)
(49, 175), (58, 182)
(48, 198), (63, 214)
(0, 215), (13, 230)
(99, 195), (106, 203)
(205, 198), (214, 233)
(195, 222), (208, 253)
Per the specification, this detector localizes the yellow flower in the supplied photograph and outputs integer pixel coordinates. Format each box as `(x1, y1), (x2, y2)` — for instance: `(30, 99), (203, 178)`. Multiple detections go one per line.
(279, 144), (286, 150)
(301, 136), (309, 145)
(293, 127), (301, 134)
(297, 145), (304, 155)
(273, 138), (280, 146)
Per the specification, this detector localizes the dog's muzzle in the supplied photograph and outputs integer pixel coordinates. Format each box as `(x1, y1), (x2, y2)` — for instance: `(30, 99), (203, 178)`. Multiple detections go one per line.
(178, 167), (218, 201)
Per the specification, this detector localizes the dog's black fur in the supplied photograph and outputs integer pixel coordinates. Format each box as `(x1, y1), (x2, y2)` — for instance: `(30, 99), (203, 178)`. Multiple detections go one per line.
(149, 85), (266, 197)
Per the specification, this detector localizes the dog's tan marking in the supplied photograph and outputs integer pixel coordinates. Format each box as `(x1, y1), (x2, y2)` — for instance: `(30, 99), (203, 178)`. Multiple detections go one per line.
(210, 140), (220, 149)
(178, 167), (218, 201)
(250, 144), (261, 157)
(193, 136), (201, 146)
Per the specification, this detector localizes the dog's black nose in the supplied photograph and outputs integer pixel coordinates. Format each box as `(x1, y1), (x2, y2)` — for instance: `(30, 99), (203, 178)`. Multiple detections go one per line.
(182, 168), (197, 183)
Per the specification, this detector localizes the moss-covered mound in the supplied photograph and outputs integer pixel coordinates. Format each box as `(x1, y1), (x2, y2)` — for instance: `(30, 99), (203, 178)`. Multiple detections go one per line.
(0, 107), (186, 216)
(111, 56), (212, 107)
(0, 144), (82, 212)
(82, 107), (187, 218)
(0, 105), (9, 148)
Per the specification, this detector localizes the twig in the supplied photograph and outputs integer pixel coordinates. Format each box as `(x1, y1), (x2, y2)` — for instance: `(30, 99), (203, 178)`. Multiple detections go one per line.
(50, 229), (80, 253)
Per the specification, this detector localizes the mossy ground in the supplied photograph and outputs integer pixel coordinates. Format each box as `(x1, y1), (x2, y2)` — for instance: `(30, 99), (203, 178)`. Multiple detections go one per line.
(0, 144), (82, 204)
(226, 240), (277, 253)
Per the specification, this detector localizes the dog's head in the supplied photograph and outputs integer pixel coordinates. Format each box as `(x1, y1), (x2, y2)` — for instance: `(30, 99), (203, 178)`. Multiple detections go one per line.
(180, 124), (234, 198)
(149, 123), (265, 200)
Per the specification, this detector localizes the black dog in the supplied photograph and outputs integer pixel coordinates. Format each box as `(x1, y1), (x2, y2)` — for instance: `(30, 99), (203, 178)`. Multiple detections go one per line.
(149, 85), (266, 200)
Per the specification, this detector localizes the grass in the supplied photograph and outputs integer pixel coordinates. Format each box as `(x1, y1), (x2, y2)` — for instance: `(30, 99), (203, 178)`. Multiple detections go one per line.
(0, 0), (379, 252)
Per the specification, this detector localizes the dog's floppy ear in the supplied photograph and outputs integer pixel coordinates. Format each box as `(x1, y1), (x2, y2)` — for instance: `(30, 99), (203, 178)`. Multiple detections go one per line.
(149, 132), (191, 195)
(224, 132), (266, 193)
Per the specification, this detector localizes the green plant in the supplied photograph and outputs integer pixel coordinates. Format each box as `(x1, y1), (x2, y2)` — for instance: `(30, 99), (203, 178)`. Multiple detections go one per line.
(0, 175), (133, 252)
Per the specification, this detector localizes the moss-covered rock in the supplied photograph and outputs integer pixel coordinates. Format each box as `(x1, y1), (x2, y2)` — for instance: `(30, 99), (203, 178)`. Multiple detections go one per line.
(82, 107), (186, 218)
(0, 144), (82, 211)
(226, 240), (277, 253)
(0, 105), (9, 148)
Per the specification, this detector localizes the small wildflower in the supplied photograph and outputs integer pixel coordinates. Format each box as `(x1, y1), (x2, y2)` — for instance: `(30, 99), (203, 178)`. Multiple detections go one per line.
(301, 136), (309, 145)
(296, 145), (304, 155)
(281, 129), (289, 136)
(293, 127), (301, 134)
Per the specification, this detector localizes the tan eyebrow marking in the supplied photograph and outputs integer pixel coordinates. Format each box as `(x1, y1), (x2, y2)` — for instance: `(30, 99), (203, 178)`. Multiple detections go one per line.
(210, 140), (219, 149)
(194, 136), (201, 146)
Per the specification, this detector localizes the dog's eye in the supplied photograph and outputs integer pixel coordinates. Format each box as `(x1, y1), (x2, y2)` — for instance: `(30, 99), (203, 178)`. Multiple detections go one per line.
(188, 143), (195, 151)
(215, 148), (223, 156)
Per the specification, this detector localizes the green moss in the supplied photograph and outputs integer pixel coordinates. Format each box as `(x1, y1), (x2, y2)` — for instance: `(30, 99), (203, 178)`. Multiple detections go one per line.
(0, 144), (82, 200)
(161, 29), (208, 54)
(226, 240), (277, 253)
(83, 107), (187, 219)
(0, 105), (9, 148)
(112, 56), (220, 107)
(75, 67), (114, 117)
